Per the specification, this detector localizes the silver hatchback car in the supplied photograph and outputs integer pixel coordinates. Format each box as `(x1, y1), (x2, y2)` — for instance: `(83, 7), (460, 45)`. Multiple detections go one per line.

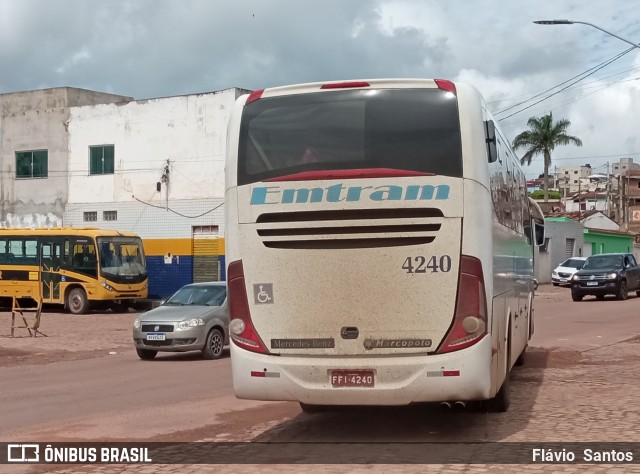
(133, 282), (228, 360)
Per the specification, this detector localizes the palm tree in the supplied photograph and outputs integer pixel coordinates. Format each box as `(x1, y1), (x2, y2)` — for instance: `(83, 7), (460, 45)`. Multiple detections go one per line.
(512, 113), (583, 202)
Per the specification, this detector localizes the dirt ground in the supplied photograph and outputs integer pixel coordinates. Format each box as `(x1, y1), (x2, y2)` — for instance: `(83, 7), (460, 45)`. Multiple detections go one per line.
(0, 308), (140, 368)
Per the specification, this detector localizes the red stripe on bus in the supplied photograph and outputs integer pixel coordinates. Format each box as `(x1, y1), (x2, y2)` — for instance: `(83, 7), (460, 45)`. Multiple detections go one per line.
(264, 169), (435, 182)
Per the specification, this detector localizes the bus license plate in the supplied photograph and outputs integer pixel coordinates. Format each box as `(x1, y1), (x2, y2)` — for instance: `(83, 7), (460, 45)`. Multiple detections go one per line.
(331, 370), (374, 388)
(586, 281), (599, 286)
(146, 333), (166, 341)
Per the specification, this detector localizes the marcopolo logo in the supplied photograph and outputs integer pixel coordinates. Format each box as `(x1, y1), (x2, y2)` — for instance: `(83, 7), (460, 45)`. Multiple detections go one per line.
(250, 183), (450, 205)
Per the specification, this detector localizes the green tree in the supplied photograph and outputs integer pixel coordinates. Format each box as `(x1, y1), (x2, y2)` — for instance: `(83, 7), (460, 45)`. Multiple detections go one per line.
(529, 189), (561, 200)
(513, 113), (582, 202)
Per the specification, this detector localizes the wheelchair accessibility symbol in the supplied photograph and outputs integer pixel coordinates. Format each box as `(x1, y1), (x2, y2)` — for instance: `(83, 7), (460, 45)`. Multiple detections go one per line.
(253, 283), (274, 304)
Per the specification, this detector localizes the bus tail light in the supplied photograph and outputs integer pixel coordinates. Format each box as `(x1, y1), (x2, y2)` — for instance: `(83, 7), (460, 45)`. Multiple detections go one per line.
(435, 79), (456, 95)
(245, 89), (264, 105)
(320, 81), (370, 89)
(437, 255), (487, 353)
(228, 260), (269, 354)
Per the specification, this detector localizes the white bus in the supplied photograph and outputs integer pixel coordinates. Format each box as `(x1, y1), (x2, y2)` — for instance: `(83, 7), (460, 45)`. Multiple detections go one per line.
(224, 78), (544, 412)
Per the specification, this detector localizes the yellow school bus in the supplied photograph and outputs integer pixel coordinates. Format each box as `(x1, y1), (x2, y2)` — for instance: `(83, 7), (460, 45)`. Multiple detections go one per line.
(0, 228), (147, 314)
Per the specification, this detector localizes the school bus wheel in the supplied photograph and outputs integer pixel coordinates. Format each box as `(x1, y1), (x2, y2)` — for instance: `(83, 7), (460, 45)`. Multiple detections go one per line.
(67, 288), (89, 315)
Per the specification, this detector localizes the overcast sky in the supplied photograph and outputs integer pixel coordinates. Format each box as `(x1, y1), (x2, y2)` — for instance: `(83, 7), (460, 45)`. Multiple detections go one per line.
(1, 0), (640, 179)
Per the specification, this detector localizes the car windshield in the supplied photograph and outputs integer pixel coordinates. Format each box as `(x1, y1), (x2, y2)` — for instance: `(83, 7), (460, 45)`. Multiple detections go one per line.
(164, 285), (226, 306)
(582, 255), (623, 269)
(562, 259), (585, 268)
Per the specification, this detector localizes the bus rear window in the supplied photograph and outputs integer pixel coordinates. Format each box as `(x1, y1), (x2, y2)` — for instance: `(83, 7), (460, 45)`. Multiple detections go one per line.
(238, 88), (463, 185)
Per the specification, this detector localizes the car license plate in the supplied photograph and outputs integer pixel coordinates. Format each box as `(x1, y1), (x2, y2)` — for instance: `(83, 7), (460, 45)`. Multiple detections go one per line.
(331, 370), (375, 387)
(586, 281), (599, 286)
(146, 333), (166, 341)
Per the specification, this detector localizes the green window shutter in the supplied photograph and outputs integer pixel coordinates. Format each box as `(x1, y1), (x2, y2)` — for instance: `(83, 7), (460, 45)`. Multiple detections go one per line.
(16, 152), (32, 178)
(90, 147), (102, 174)
(33, 150), (48, 177)
(90, 146), (115, 174)
(104, 145), (115, 173)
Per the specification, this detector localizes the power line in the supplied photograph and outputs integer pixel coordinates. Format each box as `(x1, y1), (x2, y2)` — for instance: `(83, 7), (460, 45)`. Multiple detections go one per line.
(494, 46), (636, 121)
(131, 195), (223, 219)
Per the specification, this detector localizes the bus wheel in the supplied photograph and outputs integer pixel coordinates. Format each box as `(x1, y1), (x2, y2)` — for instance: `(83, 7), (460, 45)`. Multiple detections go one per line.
(489, 336), (511, 412)
(515, 345), (526, 366)
(202, 328), (225, 360)
(136, 348), (157, 360)
(299, 403), (327, 414)
(67, 288), (89, 315)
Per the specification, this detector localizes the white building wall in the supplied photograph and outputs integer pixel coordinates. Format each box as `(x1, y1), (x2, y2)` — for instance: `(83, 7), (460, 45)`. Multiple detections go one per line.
(558, 166), (592, 193)
(581, 213), (620, 231)
(562, 198), (608, 213)
(68, 89), (237, 206)
(64, 88), (249, 296)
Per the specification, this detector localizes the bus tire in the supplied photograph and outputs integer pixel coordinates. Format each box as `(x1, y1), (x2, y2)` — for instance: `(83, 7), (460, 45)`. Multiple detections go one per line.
(299, 403), (326, 414)
(515, 345), (526, 366)
(67, 288), (89, 315)
(136, 348), (157, 360)
(202, 328), (225, 360)
(489, 333), (511, 412)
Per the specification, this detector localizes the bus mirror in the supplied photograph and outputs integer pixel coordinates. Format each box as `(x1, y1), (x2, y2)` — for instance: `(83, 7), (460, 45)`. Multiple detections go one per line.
(485, 120), (497, 163)
(528, 197), (546, 246)
(534, 222), (545, 247)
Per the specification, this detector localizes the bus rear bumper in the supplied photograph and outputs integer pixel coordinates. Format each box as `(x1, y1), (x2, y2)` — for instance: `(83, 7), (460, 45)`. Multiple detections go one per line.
(231, 336), (493, 405)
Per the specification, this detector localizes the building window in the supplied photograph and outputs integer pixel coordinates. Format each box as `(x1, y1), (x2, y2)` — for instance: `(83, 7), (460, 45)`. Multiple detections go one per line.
(83, 211), (97, 222)
(89, 145), (115, 175)
(15, 150), (48, 178)
(103, 211), (117, 221)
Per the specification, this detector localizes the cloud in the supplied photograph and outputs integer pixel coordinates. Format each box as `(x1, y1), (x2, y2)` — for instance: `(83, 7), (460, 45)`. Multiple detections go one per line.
(1, 0), (639, 177)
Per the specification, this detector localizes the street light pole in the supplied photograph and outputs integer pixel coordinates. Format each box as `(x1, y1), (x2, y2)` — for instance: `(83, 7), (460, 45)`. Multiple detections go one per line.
(533, 20), (640, 50)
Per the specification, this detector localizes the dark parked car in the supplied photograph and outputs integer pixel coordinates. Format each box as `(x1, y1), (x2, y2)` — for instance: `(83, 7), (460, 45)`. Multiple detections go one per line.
(570, 253), (640, 301)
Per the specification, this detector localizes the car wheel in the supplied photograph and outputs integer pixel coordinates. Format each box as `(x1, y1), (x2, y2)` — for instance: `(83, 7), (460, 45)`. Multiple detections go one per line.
(571, 292), (583, 302)
(202, 328), (225, 360)
(616, 281), (628, 301)
(552, 283), (559, 287)
(636, 290), (640, 297)
(67, 288), (89, 314)
(136, 348), (157, 360)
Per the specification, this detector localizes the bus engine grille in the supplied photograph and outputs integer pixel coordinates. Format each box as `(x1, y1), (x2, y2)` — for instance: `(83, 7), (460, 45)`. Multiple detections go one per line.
(255, 209), (443, 249)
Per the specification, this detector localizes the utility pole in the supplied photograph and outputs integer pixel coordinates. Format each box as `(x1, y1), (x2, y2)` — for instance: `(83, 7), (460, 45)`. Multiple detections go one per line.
(620, 174), (624, 227)
(161, 159), (170, 210)
(626, 172), (630, 231)
(577, 167), (585, 216)
(606, 161), (610, 216)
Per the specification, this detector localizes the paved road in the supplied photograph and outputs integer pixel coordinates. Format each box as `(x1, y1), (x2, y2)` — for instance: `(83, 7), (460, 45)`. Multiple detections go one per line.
(0, 285), (639, 473)
(531, 285), (640, 350)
